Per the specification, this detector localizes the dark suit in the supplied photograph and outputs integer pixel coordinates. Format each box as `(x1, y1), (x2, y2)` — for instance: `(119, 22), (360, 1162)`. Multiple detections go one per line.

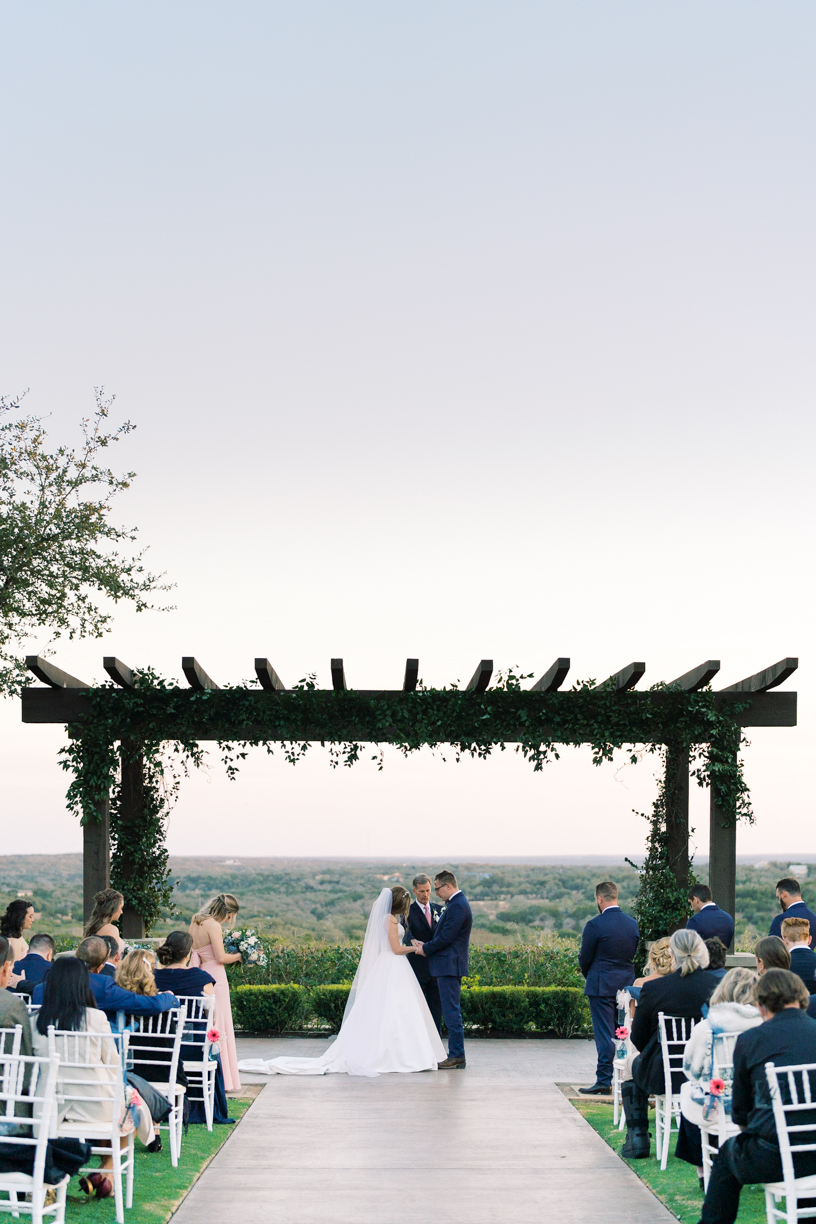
(12, 953), (52, 988)
(630, 966), (719, 1093)
(34, 973), (179, 1022)
(579, 905), (639, 1086)
(769, 900), (816, 938)
(422, 891), (473, 1059)
(100, 963), (117, 980)
(687, 903), (735, 949)
(701, 1010), (816, 1223)
(790, 946), (816, 991)
(404, 900), (443, 1033)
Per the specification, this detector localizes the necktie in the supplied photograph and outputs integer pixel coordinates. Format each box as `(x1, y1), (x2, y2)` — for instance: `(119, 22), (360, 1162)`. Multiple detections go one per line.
(425, 904), (431, 927)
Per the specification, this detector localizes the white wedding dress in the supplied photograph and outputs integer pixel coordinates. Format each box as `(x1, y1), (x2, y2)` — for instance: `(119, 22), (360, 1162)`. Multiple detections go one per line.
(237, 889), (446, 1078)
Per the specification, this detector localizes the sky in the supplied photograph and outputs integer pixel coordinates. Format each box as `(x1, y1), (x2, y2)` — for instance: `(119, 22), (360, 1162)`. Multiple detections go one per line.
(0, 1), (813, 861)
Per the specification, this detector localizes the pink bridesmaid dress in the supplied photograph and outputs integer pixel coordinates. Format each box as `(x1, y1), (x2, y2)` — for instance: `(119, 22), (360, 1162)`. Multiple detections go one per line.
(190, 943), (241, 1090)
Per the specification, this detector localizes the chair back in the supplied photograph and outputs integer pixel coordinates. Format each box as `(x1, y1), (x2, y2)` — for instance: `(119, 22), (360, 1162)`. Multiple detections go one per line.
(126, 1007), (185, 1085)
(46, 1025), (127, 1131)
(0, 1026), (23, 1057)
(177, 996), (215, 1055)
(658, 1012), (696, 1096)
(765, 1060), (816, 1187)
(25, 1003), (40, 1019)
(0, 1052), (59, 1184)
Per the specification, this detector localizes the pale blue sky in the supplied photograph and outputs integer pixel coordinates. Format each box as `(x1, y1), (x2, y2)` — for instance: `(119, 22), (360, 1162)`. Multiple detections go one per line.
(1, 2), (813, 858)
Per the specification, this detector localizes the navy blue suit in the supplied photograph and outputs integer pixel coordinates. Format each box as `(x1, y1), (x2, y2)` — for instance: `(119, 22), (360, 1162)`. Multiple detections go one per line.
(12, 953), (52, 989)
(422, 891), (473, 1059)
(687, 903), (735, 949)
(579, 905), (639, 1087)
(769, 900), (816, 938)
(404, 900), (443, 1033)
(790, 946), (816, 992)
(34, 972), (179, 1022)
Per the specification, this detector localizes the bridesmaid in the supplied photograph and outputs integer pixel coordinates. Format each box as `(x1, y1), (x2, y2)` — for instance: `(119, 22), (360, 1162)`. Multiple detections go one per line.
(84, 889), (125, 954)
(189, 894), (242, 1090)
(1, 899), (35, 963)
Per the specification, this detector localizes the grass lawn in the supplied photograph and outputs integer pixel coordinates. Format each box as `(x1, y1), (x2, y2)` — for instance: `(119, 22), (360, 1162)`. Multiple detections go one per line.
(573, 1100), (768, 1224)
(61, 1097), (252, 1224)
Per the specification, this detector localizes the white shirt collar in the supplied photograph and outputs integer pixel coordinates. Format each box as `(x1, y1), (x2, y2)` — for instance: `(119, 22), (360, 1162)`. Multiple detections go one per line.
(700, 902), (716, 909)
(448, 889), (461, 900)
(602, 904), (620, 911)
(788, 941), (812, 951)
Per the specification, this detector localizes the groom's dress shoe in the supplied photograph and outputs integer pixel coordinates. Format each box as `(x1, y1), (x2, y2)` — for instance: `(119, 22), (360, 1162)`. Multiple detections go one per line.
(437, 1056), (466, 1070)
(578, 1083), (612, 1095)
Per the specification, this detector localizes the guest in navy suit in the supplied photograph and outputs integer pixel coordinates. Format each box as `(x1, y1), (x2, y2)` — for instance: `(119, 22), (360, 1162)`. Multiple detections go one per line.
(769, 877), (816, 939)
(686, 884), (735, 949)
(412, 870), (473, 1069)
(782, 917), (816, 992)
(403, 874), (443, 1034)
(33, 936), (179, 1021)
(578, 881), (639, 1094)
(99, 934), (121, 980)
(12, 932), (55, 993)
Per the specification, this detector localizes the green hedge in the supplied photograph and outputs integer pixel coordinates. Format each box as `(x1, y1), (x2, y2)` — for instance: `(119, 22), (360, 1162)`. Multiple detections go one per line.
(232, 984), (590, 1038)
(227, 934), (582, 989)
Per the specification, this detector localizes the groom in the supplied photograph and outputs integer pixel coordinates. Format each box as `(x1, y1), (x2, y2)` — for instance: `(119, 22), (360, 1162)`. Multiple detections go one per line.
(412, 869), (472, 1070)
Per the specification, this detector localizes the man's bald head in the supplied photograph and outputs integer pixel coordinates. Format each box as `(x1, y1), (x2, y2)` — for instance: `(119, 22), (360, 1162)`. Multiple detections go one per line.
(77, 936), (107, 972)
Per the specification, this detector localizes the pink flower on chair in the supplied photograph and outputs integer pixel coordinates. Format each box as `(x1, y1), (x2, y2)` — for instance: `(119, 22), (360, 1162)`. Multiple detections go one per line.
(615, 1026), (629, 1040)
(207, 1028), (221, 1043)
(709, 1078), (725, 1096)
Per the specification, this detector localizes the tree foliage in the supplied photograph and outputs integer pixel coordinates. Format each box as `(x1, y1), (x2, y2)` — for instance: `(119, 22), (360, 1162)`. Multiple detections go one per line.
(0, 389), (171, 696)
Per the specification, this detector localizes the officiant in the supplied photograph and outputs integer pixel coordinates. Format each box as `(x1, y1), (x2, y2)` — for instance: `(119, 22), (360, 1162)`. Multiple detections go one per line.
(404, 873), (443, 1033)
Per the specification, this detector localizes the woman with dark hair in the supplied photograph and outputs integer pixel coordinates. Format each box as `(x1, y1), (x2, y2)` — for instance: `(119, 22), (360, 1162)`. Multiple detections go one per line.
(83, 889), (125, 953)
(755, 935), (791, 975)
(1, 898), (35, 963)
(32, 957), (156, 1199)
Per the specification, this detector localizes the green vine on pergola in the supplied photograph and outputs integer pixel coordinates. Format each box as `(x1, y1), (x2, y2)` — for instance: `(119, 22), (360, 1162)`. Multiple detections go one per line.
(56, 668), (753, 932)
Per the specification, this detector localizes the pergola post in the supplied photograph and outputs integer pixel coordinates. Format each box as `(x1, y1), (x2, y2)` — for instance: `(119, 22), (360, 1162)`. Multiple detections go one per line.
(709, 746), (738, 944)
(83, 795), (110, 924)
(664, 745), (690, 929)
(119, 740), (146, 939)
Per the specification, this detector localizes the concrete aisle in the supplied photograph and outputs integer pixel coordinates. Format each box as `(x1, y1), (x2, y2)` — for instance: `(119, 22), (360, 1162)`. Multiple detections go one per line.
(172, 1038), (674, 1224)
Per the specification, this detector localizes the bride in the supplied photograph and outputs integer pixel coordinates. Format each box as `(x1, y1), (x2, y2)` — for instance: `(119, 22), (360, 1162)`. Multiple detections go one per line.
(238, 886), (446, 1077)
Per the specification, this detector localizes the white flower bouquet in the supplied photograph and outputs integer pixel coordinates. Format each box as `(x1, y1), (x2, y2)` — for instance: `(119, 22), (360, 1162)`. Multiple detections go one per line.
(224, 928), (268, 967)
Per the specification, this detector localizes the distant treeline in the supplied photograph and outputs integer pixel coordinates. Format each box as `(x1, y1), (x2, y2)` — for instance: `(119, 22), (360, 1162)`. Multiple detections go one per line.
(0, 854), (807, 948)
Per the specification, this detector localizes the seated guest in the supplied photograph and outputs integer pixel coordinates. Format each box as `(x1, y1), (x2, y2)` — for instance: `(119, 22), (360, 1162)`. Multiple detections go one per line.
(32, 936), (179, 1020)
(698, 969), (816, 1224)
(621, 929), (719, 1158)
(705, 937), (728, 982)
(769, 877), (816, 938)
(99, 935), (120, 979)
(0, 936), (33, 1055)
(32, 956), (156, 1199)
(12, 932), (55, 993)
(781, 917), (816, 992)
(678, 968), (761, 1184)
(755, 935), (791, 975)
(116, 948), (158, 996)
(153, 931), (233, 1124)
(687, 885), (735, 949)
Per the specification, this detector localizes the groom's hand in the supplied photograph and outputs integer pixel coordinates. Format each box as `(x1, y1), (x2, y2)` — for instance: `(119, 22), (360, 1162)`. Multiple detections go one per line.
(411, 940), (426, 957)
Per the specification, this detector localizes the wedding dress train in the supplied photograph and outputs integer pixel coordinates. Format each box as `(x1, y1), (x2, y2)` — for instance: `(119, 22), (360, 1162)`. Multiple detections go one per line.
(237, 889), (446, 1078)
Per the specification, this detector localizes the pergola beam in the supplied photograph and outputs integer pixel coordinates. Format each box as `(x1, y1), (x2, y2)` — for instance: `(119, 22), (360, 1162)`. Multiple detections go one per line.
(103, 657), (136, 689)
(599, 662), (645, 692)
(26, 655), (88, 689)
(529, 658), (570, 693)
(255, 659), (285, 691)
(182, 657), (219, 691)
(466, 660), (493, 693)
(331, 659), (347, 691)
(403, 659), (419, 692)
(669, 660), (720, 691)
(720, 657), (799, 693)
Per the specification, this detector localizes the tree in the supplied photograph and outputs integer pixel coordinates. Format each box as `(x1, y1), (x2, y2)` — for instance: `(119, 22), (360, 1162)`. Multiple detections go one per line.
(0, 388), (171, 696)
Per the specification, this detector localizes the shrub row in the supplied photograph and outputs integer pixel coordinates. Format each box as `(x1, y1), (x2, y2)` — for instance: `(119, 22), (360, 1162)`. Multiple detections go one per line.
(227, 934), (582, 989)
(231, 984), (590, 1038)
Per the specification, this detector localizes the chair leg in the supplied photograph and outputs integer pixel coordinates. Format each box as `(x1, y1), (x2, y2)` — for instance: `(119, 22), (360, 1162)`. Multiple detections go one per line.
(176, 1095), (185, 1155)
(653, 1097), (662, 1162)
(613, 1068), (620, 1127)
(125, 1131), (135, 1209)
(660, 1099), (675, 1171)
(204, 1070), (215, 1131)
(168, 1104), (179, 1167)
(111, 1142), (125, 1224)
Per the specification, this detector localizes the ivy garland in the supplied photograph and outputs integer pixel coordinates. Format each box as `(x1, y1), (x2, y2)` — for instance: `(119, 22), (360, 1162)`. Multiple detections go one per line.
(58, 668), (754, 929)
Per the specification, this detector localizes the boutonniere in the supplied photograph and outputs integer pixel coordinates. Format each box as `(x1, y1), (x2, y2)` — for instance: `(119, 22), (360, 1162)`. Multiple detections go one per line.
(438, 905), (447, 917)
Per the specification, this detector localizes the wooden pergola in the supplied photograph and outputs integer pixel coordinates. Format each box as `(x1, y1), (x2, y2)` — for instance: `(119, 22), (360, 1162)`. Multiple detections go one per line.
(21, 653), (798, 937)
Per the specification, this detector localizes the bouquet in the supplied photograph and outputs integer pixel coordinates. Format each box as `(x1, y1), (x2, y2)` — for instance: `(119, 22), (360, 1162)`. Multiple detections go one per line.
(224, 928), (268, 968)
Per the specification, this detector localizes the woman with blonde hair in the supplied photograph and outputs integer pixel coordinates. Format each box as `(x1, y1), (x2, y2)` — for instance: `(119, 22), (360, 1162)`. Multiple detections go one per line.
(190, 894), (242, 1089)
(116, 949), (158, 996)
(620, 928), (719, 1159)
(84, 889), (125, 953)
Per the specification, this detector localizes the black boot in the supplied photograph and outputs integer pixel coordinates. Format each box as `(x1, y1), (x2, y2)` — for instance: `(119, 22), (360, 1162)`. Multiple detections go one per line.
(620, 1081), (650, 1159)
